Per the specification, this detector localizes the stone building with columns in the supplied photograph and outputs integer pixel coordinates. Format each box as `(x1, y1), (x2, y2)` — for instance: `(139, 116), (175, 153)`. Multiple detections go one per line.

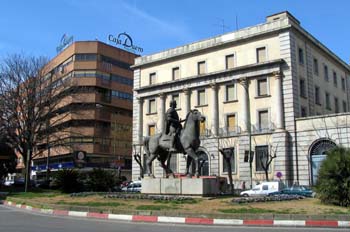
(131, 11), (350, 187)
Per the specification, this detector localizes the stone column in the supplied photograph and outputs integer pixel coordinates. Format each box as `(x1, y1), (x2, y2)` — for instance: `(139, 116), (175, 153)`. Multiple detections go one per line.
(158, 93), (166, 132)
(239, 78), (250, 132)
(273, 71), (284, 129)
(210, 83), (218, 136)
(183, 88), (191, 115)
(137, 97), (143, 144)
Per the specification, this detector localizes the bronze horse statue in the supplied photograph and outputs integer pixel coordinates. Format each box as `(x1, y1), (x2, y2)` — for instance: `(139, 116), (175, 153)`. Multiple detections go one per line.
(143, 110), (205, 177)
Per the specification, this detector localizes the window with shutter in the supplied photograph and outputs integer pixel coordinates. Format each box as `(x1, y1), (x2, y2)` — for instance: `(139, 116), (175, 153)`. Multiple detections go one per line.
(255, 145), (268, 172)
(226, 84), (236, 101)
(258, 78), (268, 96)
(198, 61), (206, 75)
(148, 125), (155, 136)
(149, 73), (156, 85)
(258, 110), (268, 130)
(198, 90), (206, 105)
(226, 54), (234, 69)
(227, 114), (236, 132)
(172, 67), (179, 80)
(149, 99), (156, 113)
(256, 47), (266, 63)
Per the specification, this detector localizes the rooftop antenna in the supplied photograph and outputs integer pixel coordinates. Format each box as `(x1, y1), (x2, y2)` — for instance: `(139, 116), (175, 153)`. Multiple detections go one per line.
(213, 18), (230, 34)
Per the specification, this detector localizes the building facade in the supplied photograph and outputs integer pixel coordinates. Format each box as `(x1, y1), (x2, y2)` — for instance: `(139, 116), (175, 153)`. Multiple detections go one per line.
(132, 12), (350, 187)
(33, 41), (137, 179)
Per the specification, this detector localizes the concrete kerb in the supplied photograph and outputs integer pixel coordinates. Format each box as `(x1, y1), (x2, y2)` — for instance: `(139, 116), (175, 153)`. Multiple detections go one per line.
(1, 200), (350, 228)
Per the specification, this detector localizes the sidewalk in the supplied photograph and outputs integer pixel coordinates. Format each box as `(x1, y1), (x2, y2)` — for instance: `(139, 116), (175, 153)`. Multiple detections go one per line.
(2, 200), (349, 228)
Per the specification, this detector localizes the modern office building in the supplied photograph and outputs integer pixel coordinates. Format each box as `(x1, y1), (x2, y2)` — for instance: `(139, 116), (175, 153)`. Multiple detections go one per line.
(33, 41), (137, 179)
(131, 11), (350, 187)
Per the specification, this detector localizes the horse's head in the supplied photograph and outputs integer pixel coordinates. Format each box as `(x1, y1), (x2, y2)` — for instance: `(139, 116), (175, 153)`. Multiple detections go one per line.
(189, 109), (205, 123)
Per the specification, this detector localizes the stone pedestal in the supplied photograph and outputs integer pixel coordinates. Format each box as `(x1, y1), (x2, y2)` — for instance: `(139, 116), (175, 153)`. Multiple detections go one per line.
(161, 179), (181, 194)
(142, 178), (161, 194)
(141, 176), (222, 196)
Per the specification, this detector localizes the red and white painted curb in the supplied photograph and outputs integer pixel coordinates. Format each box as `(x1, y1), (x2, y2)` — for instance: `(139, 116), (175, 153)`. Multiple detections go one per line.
(2, 200), (350, 228)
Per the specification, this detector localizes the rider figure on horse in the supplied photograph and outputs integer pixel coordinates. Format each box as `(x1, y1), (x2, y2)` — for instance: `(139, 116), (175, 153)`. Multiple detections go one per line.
(165, 100), (182, 152)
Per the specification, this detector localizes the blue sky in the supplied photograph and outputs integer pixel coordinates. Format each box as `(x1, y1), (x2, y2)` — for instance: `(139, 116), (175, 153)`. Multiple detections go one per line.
(0, 0), (349, 63)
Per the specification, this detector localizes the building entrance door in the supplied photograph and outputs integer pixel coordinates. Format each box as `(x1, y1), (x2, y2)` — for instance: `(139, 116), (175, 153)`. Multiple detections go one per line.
(309, 139), (336, 185)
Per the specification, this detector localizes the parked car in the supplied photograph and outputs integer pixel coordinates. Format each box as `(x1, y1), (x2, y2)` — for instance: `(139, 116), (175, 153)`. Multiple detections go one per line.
(13, 178), (35, 187)
(270, 185), (315, 197)
(120, 181), (131, 188)
(2, 179), (14, 186)
(240, 181), (285, 197)
(122, 181), (141, 193)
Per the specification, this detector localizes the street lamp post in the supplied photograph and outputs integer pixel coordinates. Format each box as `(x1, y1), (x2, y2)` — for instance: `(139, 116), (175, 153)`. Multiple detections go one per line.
(46, 140), (50, 182)
(25, 148), (30, 193)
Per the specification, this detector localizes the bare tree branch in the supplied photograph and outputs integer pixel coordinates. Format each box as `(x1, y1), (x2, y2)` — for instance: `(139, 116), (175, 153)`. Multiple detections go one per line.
(0, 54), (84, 190)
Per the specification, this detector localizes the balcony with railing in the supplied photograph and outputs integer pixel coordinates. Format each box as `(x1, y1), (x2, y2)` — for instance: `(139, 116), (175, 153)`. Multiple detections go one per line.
(218, 126), (241, 137)
(251, 122), (276, 134)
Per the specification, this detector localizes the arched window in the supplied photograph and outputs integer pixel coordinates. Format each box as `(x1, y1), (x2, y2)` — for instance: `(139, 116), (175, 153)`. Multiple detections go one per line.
(309, 139), (336, 185)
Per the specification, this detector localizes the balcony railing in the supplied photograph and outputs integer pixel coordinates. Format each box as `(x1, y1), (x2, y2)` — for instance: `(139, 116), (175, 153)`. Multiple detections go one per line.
(251, 122), (276, 133)
(218, 126), (241, 137)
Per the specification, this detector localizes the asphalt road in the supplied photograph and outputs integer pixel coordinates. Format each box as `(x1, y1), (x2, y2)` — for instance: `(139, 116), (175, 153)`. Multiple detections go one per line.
(0, 205), (348, 232)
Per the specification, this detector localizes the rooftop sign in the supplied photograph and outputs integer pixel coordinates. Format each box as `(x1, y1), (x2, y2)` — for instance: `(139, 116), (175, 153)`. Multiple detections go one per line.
(108, 32), (143, 54)
(56, 34), (74, 53)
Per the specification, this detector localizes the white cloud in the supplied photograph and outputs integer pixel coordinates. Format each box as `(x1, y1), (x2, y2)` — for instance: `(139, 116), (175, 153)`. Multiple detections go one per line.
(119, 1), (195, 42)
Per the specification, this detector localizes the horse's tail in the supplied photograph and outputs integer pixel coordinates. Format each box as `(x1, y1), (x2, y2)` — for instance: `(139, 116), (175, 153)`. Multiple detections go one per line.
(143, 136), (150, 155)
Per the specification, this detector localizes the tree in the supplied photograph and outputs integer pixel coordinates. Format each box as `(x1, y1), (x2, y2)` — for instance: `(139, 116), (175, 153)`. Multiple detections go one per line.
(54, 169), (82, 193)
(219, 148), (234, 193)
(218, 137), (238, 193)
(86, 168), (117, 192)
(252, 135), (278, 181)
(0, 140), (17, 181)
(259, 144), (277, 181)
(0, 54), (79, 192)
(316, 147), (350, 207)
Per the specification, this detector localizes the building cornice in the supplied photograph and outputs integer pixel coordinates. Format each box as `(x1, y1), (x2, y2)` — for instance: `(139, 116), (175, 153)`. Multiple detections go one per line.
(132, 20), (290, 69)
(135, 59), (284, 95)
(132, 14), (350, 73)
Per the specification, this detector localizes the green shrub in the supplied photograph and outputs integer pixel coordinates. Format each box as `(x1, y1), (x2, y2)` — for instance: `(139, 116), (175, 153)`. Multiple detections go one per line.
(86, 168), (117, 192)
(316, 147), (350, 207)
(54, 169), (83, 193)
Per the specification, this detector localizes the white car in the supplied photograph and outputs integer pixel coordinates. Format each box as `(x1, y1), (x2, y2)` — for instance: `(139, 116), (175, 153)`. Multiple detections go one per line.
(240, 181), (285, 197)
(3, 180), (14, 186)
(122, 181), (142, 193)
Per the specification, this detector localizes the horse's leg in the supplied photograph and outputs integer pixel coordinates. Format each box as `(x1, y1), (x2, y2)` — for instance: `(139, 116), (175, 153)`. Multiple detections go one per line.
(166, 153), (175, 178)
(146, 153), (157, 178)
(185, 148), (199, 178)
(159, 154), (168, 178)
(185, 155), (192, 177)
(195, 156), (200, 178)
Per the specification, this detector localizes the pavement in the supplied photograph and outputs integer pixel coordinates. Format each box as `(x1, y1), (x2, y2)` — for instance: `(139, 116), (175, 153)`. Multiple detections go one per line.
(1, 200), (350, 229)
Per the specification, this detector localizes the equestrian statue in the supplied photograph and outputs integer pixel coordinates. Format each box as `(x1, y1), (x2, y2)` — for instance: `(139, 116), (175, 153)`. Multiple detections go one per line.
(143, 100), (205, 178)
